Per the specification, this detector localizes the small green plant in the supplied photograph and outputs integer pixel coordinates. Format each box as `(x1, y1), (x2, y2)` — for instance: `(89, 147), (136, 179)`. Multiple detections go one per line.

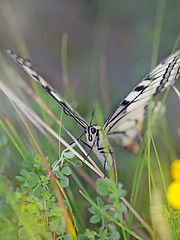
(1, 0), (180, 238)
(79, 179), (127, 240)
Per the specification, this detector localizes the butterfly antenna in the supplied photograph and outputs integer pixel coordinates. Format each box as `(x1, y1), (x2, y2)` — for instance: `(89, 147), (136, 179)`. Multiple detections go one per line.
(90, 109), (95, 126)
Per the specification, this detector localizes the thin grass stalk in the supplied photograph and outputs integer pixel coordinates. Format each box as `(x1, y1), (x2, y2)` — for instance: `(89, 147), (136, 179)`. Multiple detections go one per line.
(10, 72), (102, 172)
(0, 110), (27, 152)
(0, 105), (78, 239)
(56, 179), (79, 233)
(151, 135), (178, 240)
(151, 0), (167, 69)
(0, 119), (26, 161)
(0, 80), (105, 178)
(61, 32), (71, 99)
(2, 1), (29, 55)
(1, 88), (78, 240)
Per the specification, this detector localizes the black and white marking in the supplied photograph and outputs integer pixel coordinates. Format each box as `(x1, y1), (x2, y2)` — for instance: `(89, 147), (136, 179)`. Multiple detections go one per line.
(5, 48), (180, 168)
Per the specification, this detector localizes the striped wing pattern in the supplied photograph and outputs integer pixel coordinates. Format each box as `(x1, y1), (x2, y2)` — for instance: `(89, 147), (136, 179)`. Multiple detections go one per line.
(5, 48), (88, 129)
(5, 48), (180, 168)
(104, 50), (180, 149)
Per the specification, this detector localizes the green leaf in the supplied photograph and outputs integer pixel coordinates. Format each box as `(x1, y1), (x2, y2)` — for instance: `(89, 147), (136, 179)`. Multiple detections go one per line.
(97, 197), (104, 208)
(40, 175), (49, 185)
(49, 207), (62, 217)
(118, 189), (127, 198)
(102, 204), (112, 211)
(60, 176), (69, 188)
(26, 172), (39, 187)
(120, 202), (127, 213)
(18, 212), (38, 226)
(61, 166), (72, 175)
(27, 195), (39, 203)
(23, 152), (37, 170)
(16, 176), (25, 182)
(78, 235), (89, 240)
(90, 214), (101, 224)
(68, 158), (82, 167)
(109, 193), (116, 202)
(64, 150), (75, 159)
(26, 178), (38, 188)
(49, 218), (61, 231)
(96, 178), (110, 196)
(109, 231), (120, 239)
(56, 172), (64, 179)
(28, 172), (39, 180)
(33, 154), (41, 166)
(20, 170), (29, 177)
(85, 229), (96, 239)
(41, 188), (52, 200)
(33, 183), (42, 195)
(89, 206), (99, 215)
(51, 160), (59, 169)
(18, 227), (29, 240)
(108, 179), (116, 192)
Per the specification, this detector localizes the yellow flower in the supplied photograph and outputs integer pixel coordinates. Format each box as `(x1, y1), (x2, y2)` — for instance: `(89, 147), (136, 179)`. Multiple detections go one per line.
(167, 181), (180, 210)
(21, 204), (30, 212)
(171, 160), (180, 181)
(21, 195), (28, 201)
(21, 194), (29, 212)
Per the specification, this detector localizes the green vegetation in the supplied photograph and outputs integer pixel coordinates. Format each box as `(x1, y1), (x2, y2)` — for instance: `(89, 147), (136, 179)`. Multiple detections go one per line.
(0, 0), (180, 239)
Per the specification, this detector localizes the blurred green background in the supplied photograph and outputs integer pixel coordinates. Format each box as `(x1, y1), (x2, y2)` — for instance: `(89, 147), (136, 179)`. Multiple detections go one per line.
(0, 0), (180, 168)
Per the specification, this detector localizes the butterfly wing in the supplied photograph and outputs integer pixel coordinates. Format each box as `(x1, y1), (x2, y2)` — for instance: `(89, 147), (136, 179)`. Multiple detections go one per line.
(5, 48), (88, 128)
(104, 50), (180, 150)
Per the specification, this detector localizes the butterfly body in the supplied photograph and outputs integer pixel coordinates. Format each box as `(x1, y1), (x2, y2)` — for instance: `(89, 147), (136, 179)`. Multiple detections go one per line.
(5, 48), (180, 169)
(85, 125), (113, 168)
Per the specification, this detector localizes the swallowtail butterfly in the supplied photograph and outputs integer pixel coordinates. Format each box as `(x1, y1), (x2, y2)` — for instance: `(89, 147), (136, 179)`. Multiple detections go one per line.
(5, 48), (180, 169)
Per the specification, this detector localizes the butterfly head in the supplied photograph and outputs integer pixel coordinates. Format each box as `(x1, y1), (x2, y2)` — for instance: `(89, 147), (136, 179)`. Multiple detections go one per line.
(84, 125), (100, 144)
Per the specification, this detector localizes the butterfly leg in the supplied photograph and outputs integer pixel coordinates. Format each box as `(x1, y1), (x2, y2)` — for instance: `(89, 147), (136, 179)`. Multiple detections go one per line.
(79, 139), (97, 162)
(69, 132), (85, 146)
(98, 145), (114, 171)
(80, 139), (91, 148)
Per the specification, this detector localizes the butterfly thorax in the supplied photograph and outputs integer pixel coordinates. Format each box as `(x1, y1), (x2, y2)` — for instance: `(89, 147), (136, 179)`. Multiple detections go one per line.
(85, 125), (114, 169)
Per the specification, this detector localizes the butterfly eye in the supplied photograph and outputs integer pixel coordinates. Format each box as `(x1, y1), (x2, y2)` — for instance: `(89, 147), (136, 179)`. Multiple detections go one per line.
(91, 127), (96, 134)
